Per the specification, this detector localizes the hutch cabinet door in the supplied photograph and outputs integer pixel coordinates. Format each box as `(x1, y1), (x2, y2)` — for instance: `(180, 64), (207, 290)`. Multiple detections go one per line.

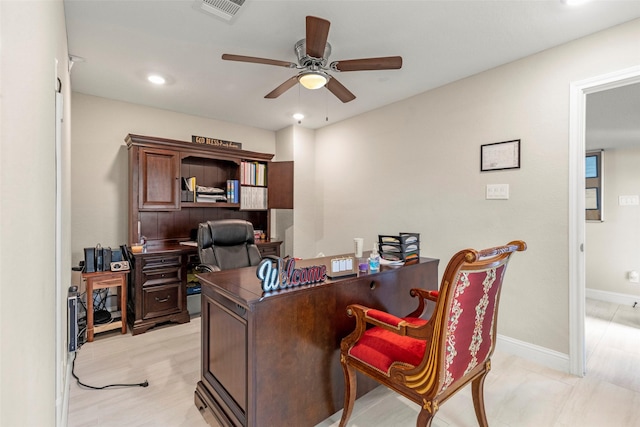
(267, 161), (293, 209)
(138, 147), (180, 210)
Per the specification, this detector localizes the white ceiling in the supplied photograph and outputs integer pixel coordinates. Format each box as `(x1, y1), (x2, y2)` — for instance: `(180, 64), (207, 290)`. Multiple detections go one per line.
(64, 0), (640, 132)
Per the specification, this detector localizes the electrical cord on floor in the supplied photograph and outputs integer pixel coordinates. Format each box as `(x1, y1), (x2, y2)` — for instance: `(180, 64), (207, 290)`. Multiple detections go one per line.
(72, 351), (149, 390)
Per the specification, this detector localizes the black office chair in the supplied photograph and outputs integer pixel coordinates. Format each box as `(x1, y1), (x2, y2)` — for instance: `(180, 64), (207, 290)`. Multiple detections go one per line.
(197, 219), (262, 272)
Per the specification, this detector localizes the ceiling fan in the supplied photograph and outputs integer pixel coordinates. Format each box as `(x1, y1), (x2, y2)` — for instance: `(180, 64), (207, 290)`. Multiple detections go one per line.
(221, 16), (403, 103)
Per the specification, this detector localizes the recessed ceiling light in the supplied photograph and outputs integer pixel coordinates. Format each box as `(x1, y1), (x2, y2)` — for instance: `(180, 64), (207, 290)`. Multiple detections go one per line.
(147, 74), (166, 85)
(293, 113), (305, 121)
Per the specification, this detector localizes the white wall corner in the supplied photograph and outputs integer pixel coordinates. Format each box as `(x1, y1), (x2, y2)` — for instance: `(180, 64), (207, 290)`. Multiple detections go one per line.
(497, 334), (570, 374)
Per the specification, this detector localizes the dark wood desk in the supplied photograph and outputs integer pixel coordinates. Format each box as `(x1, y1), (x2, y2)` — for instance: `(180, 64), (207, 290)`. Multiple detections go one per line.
(194, 255), (439, 427)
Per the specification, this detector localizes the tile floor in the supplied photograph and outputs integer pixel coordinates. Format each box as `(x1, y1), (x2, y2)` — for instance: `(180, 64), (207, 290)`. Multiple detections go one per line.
(67, 299), (640, 426)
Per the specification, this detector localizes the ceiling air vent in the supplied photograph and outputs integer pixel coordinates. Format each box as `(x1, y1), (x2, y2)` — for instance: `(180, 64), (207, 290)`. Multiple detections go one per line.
(196, 0), (245, 21)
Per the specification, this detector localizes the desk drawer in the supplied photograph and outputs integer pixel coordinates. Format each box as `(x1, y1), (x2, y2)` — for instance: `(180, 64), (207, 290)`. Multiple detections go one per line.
(142, 283), (182, 319)
(142, 255), (181, 270)
(92, 276), (124, 289)
(142, 267), (181, 287)
(258, 245), (279, 257)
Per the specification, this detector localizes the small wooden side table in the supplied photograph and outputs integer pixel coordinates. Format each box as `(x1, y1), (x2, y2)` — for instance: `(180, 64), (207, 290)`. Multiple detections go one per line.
(82, 270), (128, 342)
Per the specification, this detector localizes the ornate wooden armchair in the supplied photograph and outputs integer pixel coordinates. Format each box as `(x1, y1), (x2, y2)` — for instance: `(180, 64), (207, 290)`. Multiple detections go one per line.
(339, 240), (526, 427)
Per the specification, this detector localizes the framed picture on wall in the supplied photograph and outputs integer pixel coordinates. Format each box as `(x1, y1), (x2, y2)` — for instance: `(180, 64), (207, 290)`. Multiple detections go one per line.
(586, 150), (603, 221)
(480, 139), (521, 172)
(586, 187), (599, 210)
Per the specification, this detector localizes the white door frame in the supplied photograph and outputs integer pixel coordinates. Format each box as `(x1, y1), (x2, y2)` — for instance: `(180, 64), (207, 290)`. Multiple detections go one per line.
(568, 65), (640, 376)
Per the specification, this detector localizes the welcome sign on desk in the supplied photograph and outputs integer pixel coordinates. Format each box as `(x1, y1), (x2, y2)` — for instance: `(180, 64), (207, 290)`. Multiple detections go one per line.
(256, 257), (327, 291)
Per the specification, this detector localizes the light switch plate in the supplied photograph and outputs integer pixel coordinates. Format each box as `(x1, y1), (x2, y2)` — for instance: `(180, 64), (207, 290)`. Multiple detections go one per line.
(486, 184), (509, 200)
(619, 195), (639, 206)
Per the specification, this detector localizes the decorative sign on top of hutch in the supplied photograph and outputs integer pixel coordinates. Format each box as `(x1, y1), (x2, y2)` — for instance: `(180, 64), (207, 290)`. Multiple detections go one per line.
(191, 134), (242, 149)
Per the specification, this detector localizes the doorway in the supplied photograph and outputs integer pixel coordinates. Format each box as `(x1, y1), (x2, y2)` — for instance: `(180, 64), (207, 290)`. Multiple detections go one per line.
(569, 65), (640, 376)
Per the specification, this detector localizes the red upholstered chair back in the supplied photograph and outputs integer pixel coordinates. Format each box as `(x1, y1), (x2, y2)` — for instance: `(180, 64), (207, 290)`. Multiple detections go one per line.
(437, 263), (507, 394)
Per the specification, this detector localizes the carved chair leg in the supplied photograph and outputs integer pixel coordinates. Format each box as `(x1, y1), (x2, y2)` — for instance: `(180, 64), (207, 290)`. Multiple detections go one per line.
(471, 372), (489, 427)
(339, 361), (357, 427)
(416, 407), (435, 427)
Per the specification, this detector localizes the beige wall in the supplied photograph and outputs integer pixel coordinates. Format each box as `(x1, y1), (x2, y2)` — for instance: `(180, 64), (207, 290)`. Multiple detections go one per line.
(1, 1), (71, 425)
(70, 93), (276, 265)
(587, 146), (640, 297)
(310, 19), (640, 355)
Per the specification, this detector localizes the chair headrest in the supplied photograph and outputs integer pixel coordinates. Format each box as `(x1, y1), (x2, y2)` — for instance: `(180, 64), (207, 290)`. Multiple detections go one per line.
(205, 219), (255, 246)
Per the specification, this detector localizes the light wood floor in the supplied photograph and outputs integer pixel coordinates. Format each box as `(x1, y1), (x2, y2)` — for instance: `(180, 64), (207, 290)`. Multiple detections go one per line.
(68, 299), (640, 427)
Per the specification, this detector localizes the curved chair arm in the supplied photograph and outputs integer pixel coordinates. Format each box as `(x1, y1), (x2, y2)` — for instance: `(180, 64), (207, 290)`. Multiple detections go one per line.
(341, 303), (426, 350)
(406, 288), (439, 319)
(195, 263), (221, 273)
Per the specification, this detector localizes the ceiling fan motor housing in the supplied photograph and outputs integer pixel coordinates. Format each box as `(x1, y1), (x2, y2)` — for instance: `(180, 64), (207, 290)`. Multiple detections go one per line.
(295, 39), (331, 70)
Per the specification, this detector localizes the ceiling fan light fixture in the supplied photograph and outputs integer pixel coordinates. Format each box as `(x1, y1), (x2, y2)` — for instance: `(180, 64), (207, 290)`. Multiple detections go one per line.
(298, 71), (328, 90)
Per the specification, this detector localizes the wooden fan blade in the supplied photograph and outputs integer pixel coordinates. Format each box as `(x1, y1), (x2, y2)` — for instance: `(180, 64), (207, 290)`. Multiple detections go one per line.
(326, 77), (356, 103)
(265, 76), (299, 99)
(222, 54), (297, 68)
(306, 16), (330, 59)
(332, 56), (403, 72)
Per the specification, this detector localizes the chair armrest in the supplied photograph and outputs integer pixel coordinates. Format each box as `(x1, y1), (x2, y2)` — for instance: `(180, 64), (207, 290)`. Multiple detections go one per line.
(342, 304), (423, 351)
(195, 263), (221, 273)
(406, 288), (439, 318)
(412, 288), (438, 301)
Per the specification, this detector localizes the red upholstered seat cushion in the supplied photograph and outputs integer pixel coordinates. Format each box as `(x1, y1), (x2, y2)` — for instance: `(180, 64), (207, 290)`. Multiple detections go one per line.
(348, 317), (428, 376)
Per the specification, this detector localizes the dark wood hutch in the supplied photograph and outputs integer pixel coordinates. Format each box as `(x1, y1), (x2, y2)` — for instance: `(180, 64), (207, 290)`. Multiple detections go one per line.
(126, 134), (292, 335)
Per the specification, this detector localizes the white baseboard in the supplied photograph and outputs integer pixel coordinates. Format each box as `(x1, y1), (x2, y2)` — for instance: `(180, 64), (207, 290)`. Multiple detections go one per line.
(496, 291), (639, 376)
(586, 288), (639, 306)
(496, 334), (570, 374)
(60, 352), (74, 427)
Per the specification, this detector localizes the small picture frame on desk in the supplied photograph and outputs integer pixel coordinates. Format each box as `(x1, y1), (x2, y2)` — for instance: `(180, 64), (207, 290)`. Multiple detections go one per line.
(481, 139), (520, 172)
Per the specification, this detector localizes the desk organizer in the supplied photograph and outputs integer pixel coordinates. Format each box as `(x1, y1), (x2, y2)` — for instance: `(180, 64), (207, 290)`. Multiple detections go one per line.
(378, 233), (420, 262)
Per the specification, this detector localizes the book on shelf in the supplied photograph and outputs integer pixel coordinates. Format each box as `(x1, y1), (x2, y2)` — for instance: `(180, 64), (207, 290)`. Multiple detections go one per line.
(240, 161), (267, 186)
(196, 194), (227, 203)
(240, 186), (268, 210)
(182, 177), (196, 202)
(257, 163), (266, 186)
(226, 179), (239, 203)
(182, 176), (196, 191)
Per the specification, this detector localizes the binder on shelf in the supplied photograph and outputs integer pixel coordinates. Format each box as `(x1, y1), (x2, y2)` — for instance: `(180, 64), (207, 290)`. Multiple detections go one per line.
(240, 160), (267, 187)
(234, 180), (239, 203)
(182, 176), (196, 202)
(240, 186), (268, 210)
(225, 179), (239, 203)
(257, 163), (266, 186)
